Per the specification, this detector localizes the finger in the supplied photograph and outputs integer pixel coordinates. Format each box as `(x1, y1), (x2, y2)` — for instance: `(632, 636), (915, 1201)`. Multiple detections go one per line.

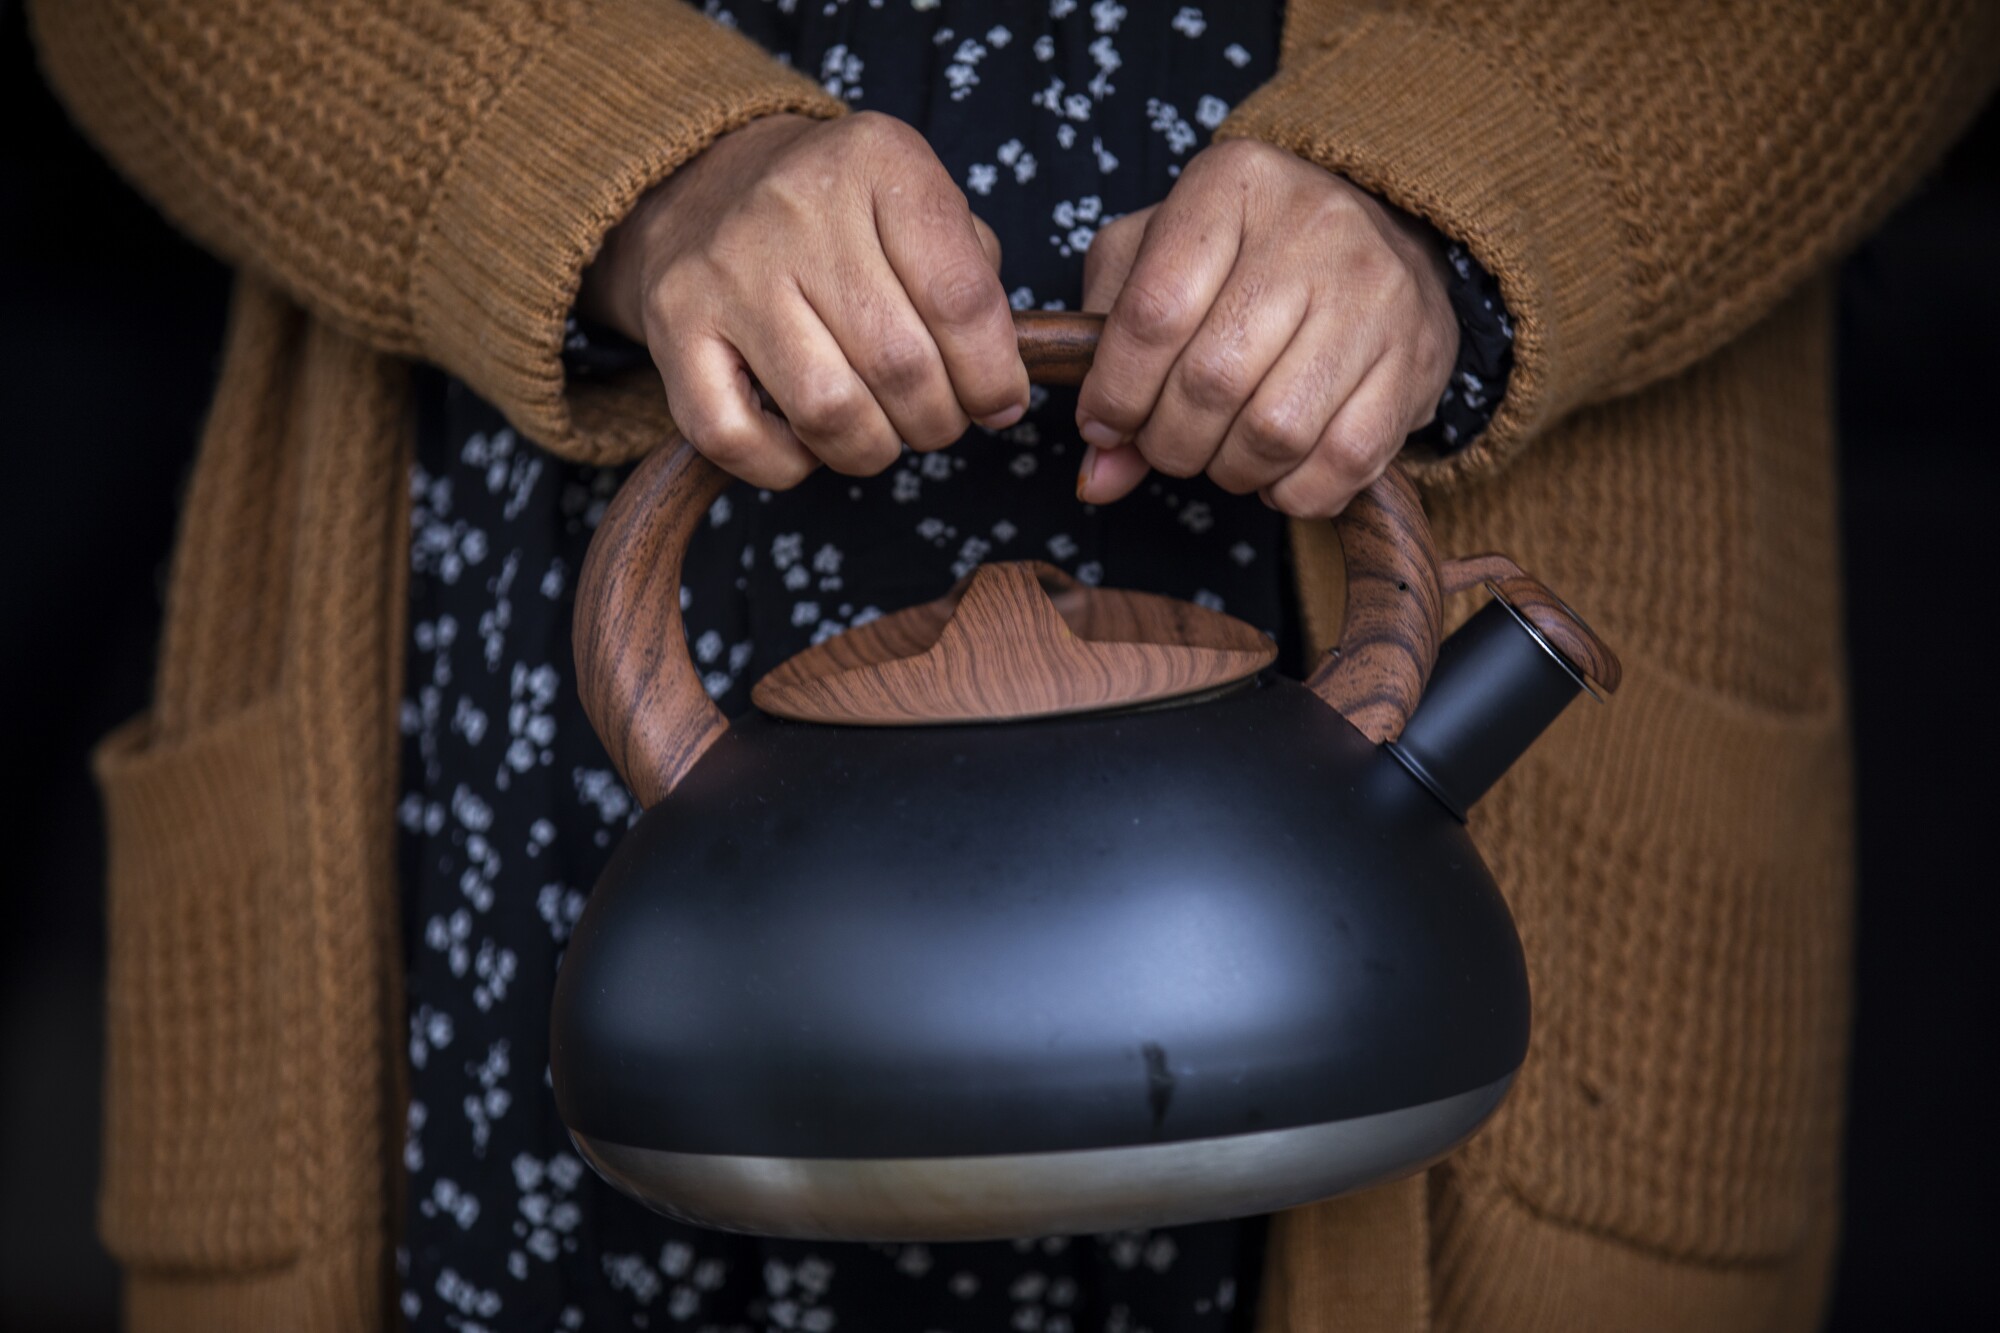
(735, 293), (904, 477)
(655, 327), (816, 490)
(1133, 266), (1306, 483)
(806, 254), (967, 453)
(1075, 192), (1241, 451)
(877, 178), (1028, 429)
(1206, 303), (1375, 496)
(971, 214), (1004, 273)
(1260, 359), (1409, 519)
(1076, 440), (1152, 505)
(1080, 211), (1147, 315)
(1074, 214), (1160, 507)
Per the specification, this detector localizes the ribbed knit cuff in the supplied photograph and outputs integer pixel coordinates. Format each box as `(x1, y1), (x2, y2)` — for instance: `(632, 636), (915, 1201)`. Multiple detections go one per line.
(412, 0), (844, 465)
(1218, 11), (1631, 487)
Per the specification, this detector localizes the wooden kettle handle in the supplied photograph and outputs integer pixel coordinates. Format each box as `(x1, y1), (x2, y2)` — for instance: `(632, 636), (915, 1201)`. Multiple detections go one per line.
(1438, 553), (1621, 693)
(1303, 466), (1444, 744)
(574, 442), (734, 810)
(575, 310), (1446, 806)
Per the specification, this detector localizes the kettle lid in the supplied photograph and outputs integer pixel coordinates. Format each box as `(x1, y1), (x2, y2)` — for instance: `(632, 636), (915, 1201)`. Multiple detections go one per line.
(751, 560), (1275, 725)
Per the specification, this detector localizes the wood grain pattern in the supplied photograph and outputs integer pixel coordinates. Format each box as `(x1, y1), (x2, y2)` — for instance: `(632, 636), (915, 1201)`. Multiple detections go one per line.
(1438, 552), (1526, 597)
(575, 311), (1515, 805)
(1303, 465), (1444, 744)
(572, 441), (732, 809)
(753, 560), (1276, 724)
(1014, 310), (1103, 386)
(1440, 553), (1622, 692)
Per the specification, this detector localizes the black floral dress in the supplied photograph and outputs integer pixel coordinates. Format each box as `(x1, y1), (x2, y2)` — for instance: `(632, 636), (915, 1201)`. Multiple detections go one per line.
(396, 4), (1511, 1330)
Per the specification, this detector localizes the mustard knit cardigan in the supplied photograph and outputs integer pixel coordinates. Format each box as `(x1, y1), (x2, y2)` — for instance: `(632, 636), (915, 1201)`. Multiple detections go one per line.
(29, 2), (1999, 1330)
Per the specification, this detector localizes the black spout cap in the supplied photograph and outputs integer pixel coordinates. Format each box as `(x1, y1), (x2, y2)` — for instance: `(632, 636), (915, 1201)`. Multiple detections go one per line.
(1387, 597), (1594, 820)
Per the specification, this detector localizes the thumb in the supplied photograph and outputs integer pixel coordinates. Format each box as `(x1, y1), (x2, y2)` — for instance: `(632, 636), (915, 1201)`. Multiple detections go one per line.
(1077, 439), (1151, 506)
(1076, 210), (1153, 504)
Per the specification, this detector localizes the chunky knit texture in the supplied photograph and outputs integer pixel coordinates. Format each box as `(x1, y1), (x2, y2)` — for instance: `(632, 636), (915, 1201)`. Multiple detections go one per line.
(29, 1), (1999, 1330)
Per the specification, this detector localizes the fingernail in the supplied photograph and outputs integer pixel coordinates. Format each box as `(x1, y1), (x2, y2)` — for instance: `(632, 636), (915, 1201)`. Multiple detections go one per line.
(977, 402), (1027, 431)
(1078, 416), (1123, 450)
(1076, 444), (1099, 501)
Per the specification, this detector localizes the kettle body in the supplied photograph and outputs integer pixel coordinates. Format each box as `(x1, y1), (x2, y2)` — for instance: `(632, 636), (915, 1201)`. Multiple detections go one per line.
(553, 311), (1618, 1241)
(550, 678), (1526, 1239)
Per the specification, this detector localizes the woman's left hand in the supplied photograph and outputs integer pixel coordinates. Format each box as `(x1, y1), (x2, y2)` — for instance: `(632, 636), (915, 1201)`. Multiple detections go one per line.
(1075, 140), (1458, 518)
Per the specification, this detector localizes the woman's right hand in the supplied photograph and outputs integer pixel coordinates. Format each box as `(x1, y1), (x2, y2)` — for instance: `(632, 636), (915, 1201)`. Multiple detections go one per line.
(580, 112), (1029, 489)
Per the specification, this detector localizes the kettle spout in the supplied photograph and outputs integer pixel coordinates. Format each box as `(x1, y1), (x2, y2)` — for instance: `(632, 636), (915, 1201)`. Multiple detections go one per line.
(1386, 560), (1619, 820)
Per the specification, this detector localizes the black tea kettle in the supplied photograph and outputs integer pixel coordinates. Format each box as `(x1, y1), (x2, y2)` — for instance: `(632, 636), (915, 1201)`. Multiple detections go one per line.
(550, 311), (1619, 1241)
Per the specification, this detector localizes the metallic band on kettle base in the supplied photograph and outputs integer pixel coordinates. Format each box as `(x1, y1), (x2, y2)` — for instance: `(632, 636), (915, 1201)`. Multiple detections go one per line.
(571, 1075), (1514, 1243)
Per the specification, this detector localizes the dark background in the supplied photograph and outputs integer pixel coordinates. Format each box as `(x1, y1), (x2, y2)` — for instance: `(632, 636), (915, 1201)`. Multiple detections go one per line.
(2, 3), (1994, 1327)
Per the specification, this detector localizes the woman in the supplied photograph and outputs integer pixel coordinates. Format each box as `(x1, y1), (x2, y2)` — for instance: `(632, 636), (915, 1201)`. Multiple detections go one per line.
(32, 2), (1997, 1331)
(398, 7), (1505, 1328)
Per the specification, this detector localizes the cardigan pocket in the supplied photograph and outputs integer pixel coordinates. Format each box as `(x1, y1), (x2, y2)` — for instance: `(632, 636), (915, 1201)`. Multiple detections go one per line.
(1470, 651), (1852, 1265)
(93, 701), (305, 1271)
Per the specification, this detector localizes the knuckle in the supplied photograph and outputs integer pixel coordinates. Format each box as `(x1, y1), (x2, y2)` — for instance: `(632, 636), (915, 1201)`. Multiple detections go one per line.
(1178, 350), (1253, 413)
(790, 375), (868, 437)
(714, 206), (779, 260)
(638, 282), (676, 333)
(1080, 393), (1143, 436)
(1323, 418), (1383, 474)
(844, 109), (902, 147)
(646, 270), (707, 332)
(1139, 434), (1206, 480)
(1268, 465), (1345, 519)
(749, 154), (828, 209)
(750, 450), (816, 492)
(1077, 371), (1146, 432)
(926, 262), (1002, 327)
(1314, 187), (1368, 229)
(1331, 235), (1392, 291)
(857, 113), (933, 169)
(865, 334), (933, 392)
(1262, 473), (1312, 516)
(1239, 400), (1311, 464)
(958, 372), (1022, 421)
(772, 460), (818, 491)
(1378, 258), (1420, 309)
(834, 435), (903, 477)
(1205, 460), (1260, 496)
(905, 404), (970, 452)
(692, 424), (758, 474)
(1198, 138), (1267, 178)
(1117, 279), (1199, 345)
(1327, 404), (1407, 478)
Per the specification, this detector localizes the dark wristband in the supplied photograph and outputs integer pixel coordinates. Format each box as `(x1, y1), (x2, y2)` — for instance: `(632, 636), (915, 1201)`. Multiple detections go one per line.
(563, 315), (652, 380)
(1412, 241), (1515, 454)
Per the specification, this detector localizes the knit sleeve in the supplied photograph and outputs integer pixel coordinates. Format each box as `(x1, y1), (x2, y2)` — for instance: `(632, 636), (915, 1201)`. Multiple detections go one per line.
(1218, 0), (2000, 484)
(27, 0), (845, 464)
